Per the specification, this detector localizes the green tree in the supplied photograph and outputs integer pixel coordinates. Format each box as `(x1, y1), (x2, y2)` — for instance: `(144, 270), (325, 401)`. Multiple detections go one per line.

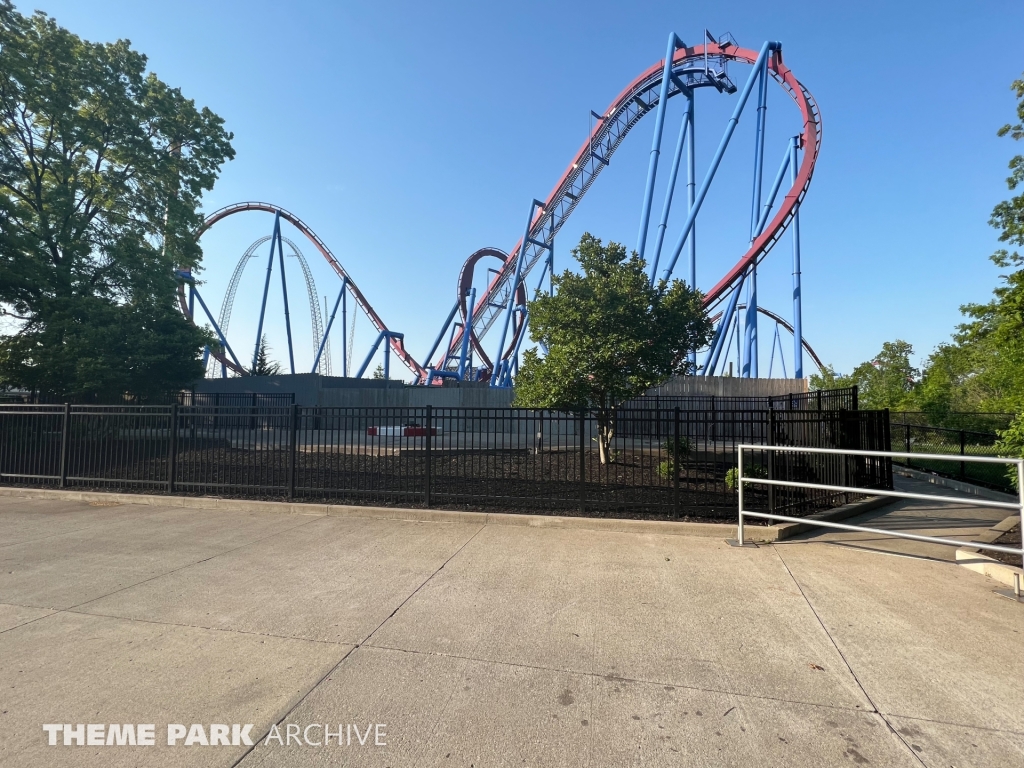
(372, 364), (386, 380)
(809, 364), (854, 392)
(851, 340), (919, 411)
(513, 233), (713, 463)
(986, 71), (1024, 481)
(247, 335), (281, 376)
(810, 340), (918, 411)
(0, 4), (234, 401)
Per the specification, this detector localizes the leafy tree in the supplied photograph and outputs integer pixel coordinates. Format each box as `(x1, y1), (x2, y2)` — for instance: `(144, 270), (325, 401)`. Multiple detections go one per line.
(513, 233), (713, 463)
(809, 364), (854, 393)
(372, 364), (386, 380)
(247, 335), (281, 376)
(0, 4), (234, 401)
(810, 341), (918, 411)
(851, 340), (919, 411)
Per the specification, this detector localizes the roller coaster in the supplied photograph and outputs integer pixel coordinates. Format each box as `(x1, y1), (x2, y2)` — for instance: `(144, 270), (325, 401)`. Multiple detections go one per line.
(177, 31), (822, 384)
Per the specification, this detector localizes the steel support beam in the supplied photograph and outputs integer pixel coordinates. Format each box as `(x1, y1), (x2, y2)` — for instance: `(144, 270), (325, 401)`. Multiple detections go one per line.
(790, 135), (804, 379)
(457, 288), (476, 380)
(637, 33), (687, 262)
(311, 277), (348, 374)
(658, 41), (778, 284)
(252, 210), (280, 371)
(492, 199), (544, 386)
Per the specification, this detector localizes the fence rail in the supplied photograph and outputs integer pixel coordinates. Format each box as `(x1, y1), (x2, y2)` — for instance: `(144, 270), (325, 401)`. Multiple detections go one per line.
(892, 422), (1014, 493)
(0, 402), (890, 520)
(735, 445), (1024, 569)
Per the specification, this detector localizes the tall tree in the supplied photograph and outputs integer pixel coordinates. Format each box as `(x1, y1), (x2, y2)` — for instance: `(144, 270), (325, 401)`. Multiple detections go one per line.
(988, 72), (1024, 485)
(247, 335), (281, 377)
(0, 3), (234, 401)
(810, 340), (918, 411)
(513, 233), (713, 463)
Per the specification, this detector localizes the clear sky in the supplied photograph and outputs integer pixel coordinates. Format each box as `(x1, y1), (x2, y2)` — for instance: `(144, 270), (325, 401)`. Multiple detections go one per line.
(25, 0), (1024, 380)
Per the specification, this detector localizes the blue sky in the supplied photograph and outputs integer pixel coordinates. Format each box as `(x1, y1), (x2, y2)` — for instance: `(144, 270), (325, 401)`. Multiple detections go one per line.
(28, 0), (1024, 380)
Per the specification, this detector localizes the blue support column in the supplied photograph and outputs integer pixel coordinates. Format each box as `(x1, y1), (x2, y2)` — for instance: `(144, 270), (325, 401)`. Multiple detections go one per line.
(191, 285), (243, 370)
(421, 299), (462, 372)
(311, 277), (348, 373)
(638, 33), (686, 263)
(659, 41), (780, 284)
(275, 218), (296, 375)
(492, 199), (544, 386)
(686, 94), (697, 370)
(790, 135), (804, 379)
(749, 58), (769, 241)
(742, 266), (758, 378)
(341, 289), (348, 377)
(701, 274), (745, 374)
(742, 57), (769, 380)
(457, 288), (476, 380)
(650, 93), (691, 281)
(252, 211), (280, 371)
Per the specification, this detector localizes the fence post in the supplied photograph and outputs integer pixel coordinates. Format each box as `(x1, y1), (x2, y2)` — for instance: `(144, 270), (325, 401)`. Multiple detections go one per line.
(425, 405), (432, 508)
(167, 403), (178, 493)
(767, 408), (776, 515)
(905, 424), (912, 468)
(673, 407), (680, 517)
(58, 403), (71, 488)
(959, 430), (966, 481)
(579, 408), (586, 515)
(288, 404), (298, 499)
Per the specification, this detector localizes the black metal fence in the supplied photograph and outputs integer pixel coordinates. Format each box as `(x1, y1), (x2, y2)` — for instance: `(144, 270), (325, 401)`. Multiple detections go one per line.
(890, 411), (1015, 433)
(0, 401), (891, 520)
(892, 421), (1012, 493)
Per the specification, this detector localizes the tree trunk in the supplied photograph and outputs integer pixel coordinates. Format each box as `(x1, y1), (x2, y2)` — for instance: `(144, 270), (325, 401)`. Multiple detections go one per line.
(596, 408), (615, 464)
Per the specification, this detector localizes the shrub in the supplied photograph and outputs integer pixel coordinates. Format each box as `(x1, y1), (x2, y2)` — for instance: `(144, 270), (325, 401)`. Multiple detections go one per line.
(661, 435), (691, 457)
(725, 463), (768, 491)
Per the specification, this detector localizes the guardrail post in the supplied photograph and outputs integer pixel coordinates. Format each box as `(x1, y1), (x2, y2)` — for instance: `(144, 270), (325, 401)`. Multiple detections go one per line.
(288, 404), (298, 499)
(673, 407), (680, 517)
(737, 446), (745, 545)
(425, 405), (432, 508)
(58, 403), (71, 488)
(959, 430), (966, 481)
(167, 403), (178, 493)
(579, 408), (586, 515)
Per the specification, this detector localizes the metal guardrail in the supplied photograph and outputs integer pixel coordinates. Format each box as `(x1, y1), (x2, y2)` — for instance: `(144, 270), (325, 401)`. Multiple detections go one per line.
(734, 445), (1024, 565)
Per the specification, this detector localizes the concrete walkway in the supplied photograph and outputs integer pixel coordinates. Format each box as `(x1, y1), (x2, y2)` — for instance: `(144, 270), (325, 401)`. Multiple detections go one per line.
(0, 490), (1020, 767)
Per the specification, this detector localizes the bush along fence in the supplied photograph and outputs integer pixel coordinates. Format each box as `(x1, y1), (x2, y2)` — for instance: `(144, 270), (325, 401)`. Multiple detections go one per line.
(0, 397), (891, 521)
(891, 421), (1013, 493)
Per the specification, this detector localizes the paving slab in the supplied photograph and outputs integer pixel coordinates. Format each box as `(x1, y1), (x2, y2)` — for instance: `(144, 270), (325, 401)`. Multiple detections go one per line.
(0, 601), (54, 632)
(775, 542), (1024, 734)
(236, 644), (918, 768)
(0, 611), (349, 768)
(887, 715), (1024, 768)
(0, 501), (321, 609)
(369, 524), (871, 709)
(0, 491), (1019, 768)
(79, 515), (483, 643)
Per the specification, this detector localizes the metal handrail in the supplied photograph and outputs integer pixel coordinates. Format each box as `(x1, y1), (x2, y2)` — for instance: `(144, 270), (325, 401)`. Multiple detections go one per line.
(735, 444), (1024, 564)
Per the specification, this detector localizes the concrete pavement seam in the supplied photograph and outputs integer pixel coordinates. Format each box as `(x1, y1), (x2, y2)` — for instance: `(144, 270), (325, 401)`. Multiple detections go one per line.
(226, 523), (488, 767)
(359, 523), (487, 648)
(357, 641), (876, 715)
(59, 607), (359, 646)
(772, 545), (928, 767)
(23, 512), (328, 615)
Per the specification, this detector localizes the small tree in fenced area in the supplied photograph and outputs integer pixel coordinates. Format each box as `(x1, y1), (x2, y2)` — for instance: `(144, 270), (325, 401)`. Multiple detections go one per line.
(247, 335), (281, 376)
(513, 233), (713, 464)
